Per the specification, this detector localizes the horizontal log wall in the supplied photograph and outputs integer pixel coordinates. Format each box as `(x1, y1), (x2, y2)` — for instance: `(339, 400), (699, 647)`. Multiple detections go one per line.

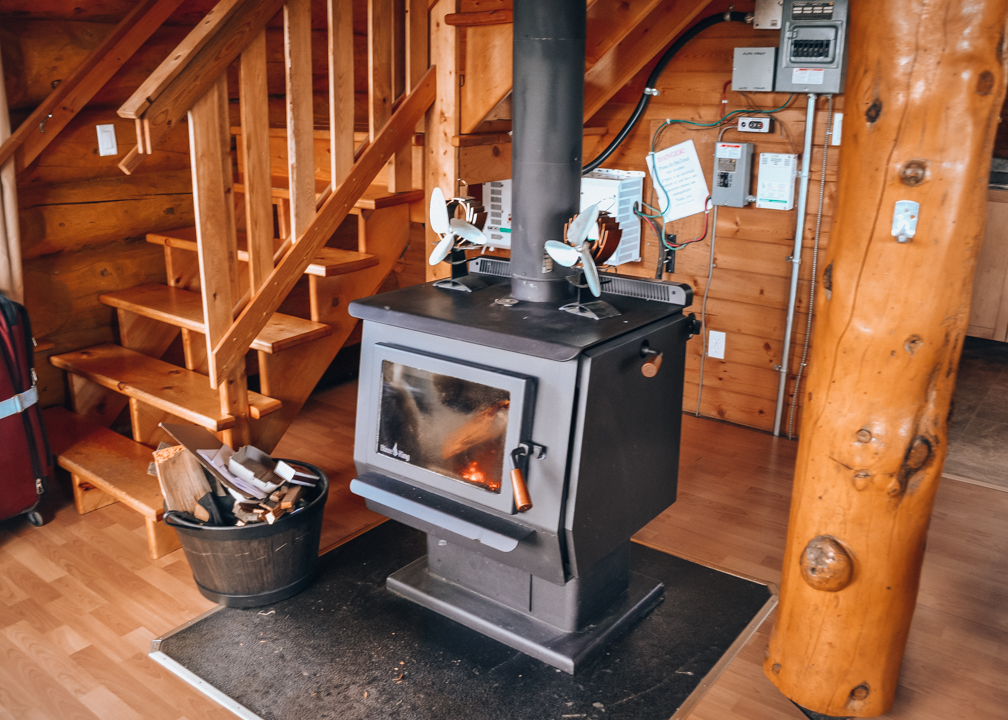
(590, 21), (843, 433)
(0, 0), (383, 408)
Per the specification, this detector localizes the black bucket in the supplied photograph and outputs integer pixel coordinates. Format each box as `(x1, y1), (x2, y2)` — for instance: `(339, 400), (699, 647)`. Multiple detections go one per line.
(165, 461), (329, 608)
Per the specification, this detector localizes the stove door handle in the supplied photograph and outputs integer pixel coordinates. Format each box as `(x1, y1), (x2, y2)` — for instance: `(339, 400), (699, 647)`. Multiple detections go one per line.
(509, 443), (541, 513)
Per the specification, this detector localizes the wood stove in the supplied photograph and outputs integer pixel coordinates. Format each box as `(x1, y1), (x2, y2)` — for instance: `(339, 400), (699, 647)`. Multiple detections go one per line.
(347, 0), (697, 673)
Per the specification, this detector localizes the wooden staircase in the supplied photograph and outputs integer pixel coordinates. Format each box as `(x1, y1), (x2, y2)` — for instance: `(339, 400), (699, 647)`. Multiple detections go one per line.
(46, 0), (435, 559)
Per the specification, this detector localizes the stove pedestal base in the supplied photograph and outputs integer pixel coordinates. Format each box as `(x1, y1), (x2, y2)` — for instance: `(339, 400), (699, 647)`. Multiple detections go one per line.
(387, 555), (664, 674)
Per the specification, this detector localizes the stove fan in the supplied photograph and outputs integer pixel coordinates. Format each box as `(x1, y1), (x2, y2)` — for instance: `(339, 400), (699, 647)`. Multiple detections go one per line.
(544, 203), (623, 299)
(428, 187), (487, 265)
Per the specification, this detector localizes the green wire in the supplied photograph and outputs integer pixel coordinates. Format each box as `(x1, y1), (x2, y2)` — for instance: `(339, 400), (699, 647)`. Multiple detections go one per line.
(648, 93), (796, 230)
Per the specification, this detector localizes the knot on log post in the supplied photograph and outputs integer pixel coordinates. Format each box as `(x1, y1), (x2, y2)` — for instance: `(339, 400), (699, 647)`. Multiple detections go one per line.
(896, 435), (935, 495)
(899, 160), (929, 186)
(799, 536), (853, 592)
(846, 683), (872, 711)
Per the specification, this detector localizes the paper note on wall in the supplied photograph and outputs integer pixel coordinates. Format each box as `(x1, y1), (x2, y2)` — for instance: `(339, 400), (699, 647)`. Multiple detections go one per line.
(645, 139), (710, 223)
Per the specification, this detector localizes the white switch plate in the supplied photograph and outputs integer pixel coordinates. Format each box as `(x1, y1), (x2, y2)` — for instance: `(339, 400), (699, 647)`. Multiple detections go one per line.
(708, 330), (726, 360)
(96, 124), (118, 156)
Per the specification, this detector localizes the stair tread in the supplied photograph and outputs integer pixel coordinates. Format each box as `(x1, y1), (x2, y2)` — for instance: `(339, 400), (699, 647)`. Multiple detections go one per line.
(43, 407), (163, 520)
(146, 227), (378, 277)
(234, 175), (424, 210)
(50, 344), (281, 431)
(100, 284), (331, 354)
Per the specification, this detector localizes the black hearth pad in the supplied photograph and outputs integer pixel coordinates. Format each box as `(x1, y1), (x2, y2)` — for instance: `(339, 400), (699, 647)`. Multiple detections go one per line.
(154, 521), (772, 720)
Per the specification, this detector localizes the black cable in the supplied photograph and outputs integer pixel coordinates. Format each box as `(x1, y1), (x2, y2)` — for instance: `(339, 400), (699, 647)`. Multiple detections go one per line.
(582, 10), (752, 175)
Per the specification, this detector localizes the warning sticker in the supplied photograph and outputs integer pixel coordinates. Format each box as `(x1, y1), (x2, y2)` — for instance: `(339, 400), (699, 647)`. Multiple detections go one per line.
(715, 143), (742, 159)
(792, 68), (825, 85)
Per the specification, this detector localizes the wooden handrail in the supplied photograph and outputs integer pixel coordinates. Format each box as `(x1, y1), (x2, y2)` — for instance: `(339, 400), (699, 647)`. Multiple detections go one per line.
(117, 0), (288, 175)
(210, 66), (437, 385)
(0, 0), (184, 174)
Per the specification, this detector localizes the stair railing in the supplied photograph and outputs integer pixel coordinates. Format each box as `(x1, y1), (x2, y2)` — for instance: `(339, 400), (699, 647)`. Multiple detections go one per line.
(116, 0), (435, 446)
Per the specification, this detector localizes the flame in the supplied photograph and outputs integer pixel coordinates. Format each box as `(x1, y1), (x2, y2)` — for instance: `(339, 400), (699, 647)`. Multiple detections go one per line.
(461, 461), (500, 492)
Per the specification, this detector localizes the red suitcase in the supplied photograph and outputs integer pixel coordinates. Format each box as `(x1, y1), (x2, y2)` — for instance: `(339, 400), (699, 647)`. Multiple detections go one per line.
(0, 292), (51, 526)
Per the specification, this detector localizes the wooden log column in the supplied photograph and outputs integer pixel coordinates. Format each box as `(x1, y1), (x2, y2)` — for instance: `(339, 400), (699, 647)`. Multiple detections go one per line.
(765, 1), (1008, 717)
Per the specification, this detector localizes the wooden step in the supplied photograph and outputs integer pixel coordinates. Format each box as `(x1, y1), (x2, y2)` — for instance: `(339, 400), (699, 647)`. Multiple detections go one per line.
(43, 407), (180, 559)
(234, 175), (424, 211)
(50, 344), (281, 431)
(146, 227), (379, 277)
(100, 284), (330, 354)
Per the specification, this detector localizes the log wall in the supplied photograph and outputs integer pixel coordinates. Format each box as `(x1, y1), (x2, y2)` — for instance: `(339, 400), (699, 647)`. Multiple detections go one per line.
(590, 18), (843, 433)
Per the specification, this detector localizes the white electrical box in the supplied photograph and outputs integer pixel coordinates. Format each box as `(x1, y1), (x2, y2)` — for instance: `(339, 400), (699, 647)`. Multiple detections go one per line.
(481, 169), (645, 265)
(580, 168), (645, 265)
(483, 180), (512, 248)
(756, 153), (798, 211)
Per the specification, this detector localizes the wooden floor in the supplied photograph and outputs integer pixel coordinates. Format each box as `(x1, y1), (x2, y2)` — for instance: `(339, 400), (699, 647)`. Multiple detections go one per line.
(1, 380), (1006, 719)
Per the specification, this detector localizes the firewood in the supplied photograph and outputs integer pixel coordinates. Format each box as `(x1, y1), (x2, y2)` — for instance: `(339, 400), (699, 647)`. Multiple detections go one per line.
(154, 445), (211, 517)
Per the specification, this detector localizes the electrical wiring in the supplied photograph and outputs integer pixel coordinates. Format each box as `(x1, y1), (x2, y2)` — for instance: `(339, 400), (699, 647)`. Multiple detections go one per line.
(582, 10), (753, 175)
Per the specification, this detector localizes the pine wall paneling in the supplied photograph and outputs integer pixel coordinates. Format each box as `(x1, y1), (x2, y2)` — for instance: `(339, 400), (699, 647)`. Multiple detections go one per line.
(587, 22), (843, 433)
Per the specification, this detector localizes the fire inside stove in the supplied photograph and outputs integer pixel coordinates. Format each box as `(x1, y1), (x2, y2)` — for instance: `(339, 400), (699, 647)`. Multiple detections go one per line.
(378, 360), (509, 494)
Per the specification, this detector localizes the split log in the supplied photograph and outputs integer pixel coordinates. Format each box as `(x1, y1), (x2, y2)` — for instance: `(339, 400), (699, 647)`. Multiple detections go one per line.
(765, 1), (1008, 717)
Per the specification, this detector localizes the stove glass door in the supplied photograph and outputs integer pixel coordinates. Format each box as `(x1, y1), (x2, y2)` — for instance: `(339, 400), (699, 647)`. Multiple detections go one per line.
(368, 344), (534, 514)
(378, 360), (510, 494)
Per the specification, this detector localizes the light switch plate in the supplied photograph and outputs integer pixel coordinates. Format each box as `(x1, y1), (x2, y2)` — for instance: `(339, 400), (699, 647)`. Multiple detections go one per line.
(708, 331), (726, 360)
(96, 124), (118, 157)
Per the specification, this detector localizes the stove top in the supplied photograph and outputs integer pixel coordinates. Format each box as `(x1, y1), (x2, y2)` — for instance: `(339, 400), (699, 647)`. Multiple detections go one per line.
(349, 276), (688, 361)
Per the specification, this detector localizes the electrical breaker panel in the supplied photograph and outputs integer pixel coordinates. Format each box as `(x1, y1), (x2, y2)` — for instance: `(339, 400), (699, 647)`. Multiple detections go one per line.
(712, 142), (754, 208)
(756, 153), (798, 210)
(775, 0), (849, 94)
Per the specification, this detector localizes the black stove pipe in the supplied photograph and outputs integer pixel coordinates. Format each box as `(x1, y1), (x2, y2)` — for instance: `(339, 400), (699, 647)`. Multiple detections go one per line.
(509, 0), (586, 303)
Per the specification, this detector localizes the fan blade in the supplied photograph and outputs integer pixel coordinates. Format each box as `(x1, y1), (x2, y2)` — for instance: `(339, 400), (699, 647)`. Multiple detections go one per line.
(449, 218), (485, 245)
(545, 240), (580, 267)
(581, 247), (602, 297)
(429, 187), (451, 235)
(428, 234), (455, 265)
(568, 203), (601, 248)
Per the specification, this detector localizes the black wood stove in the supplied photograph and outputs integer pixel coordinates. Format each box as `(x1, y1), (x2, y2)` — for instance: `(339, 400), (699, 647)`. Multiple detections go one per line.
(348, 0), (696, 673)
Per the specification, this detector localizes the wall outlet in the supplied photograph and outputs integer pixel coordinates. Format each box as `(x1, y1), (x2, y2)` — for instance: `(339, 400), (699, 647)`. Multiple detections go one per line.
(96, 124), (118, 157)
(708, 330), (726, 360)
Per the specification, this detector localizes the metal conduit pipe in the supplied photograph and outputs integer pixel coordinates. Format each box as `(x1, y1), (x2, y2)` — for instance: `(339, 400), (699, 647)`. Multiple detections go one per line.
(773, 93), (818, 437)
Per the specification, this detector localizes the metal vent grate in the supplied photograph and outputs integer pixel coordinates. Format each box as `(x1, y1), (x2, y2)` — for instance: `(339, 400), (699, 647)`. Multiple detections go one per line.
(468, 257), (511, 278)
(468, 258), (691, 306)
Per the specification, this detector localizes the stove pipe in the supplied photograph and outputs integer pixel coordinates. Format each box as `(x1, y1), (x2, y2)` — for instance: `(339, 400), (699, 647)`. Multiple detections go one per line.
(509, 0), (586, 303)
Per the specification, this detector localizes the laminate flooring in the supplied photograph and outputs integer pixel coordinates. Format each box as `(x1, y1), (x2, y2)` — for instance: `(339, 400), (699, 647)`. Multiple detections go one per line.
(1, 380), (1005, 720)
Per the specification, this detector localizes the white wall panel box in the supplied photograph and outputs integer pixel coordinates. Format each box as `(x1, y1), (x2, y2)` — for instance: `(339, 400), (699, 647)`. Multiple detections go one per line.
(482, 170), (645, 266)
(96, 124), (118, 157)
(756, 153), (798, 211)
(753, 0), (784, 29)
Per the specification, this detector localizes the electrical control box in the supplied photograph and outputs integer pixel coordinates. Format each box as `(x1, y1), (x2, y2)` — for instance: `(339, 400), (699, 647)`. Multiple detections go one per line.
(738, 116), (774, 133)
(481, 169), (645, 265)
(775, 0), (849, 94)
(753, 0), (784, 30)
(756, 153), (798, 210)
(732, 47), (777, 92)
(712, 142), (754, 208)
